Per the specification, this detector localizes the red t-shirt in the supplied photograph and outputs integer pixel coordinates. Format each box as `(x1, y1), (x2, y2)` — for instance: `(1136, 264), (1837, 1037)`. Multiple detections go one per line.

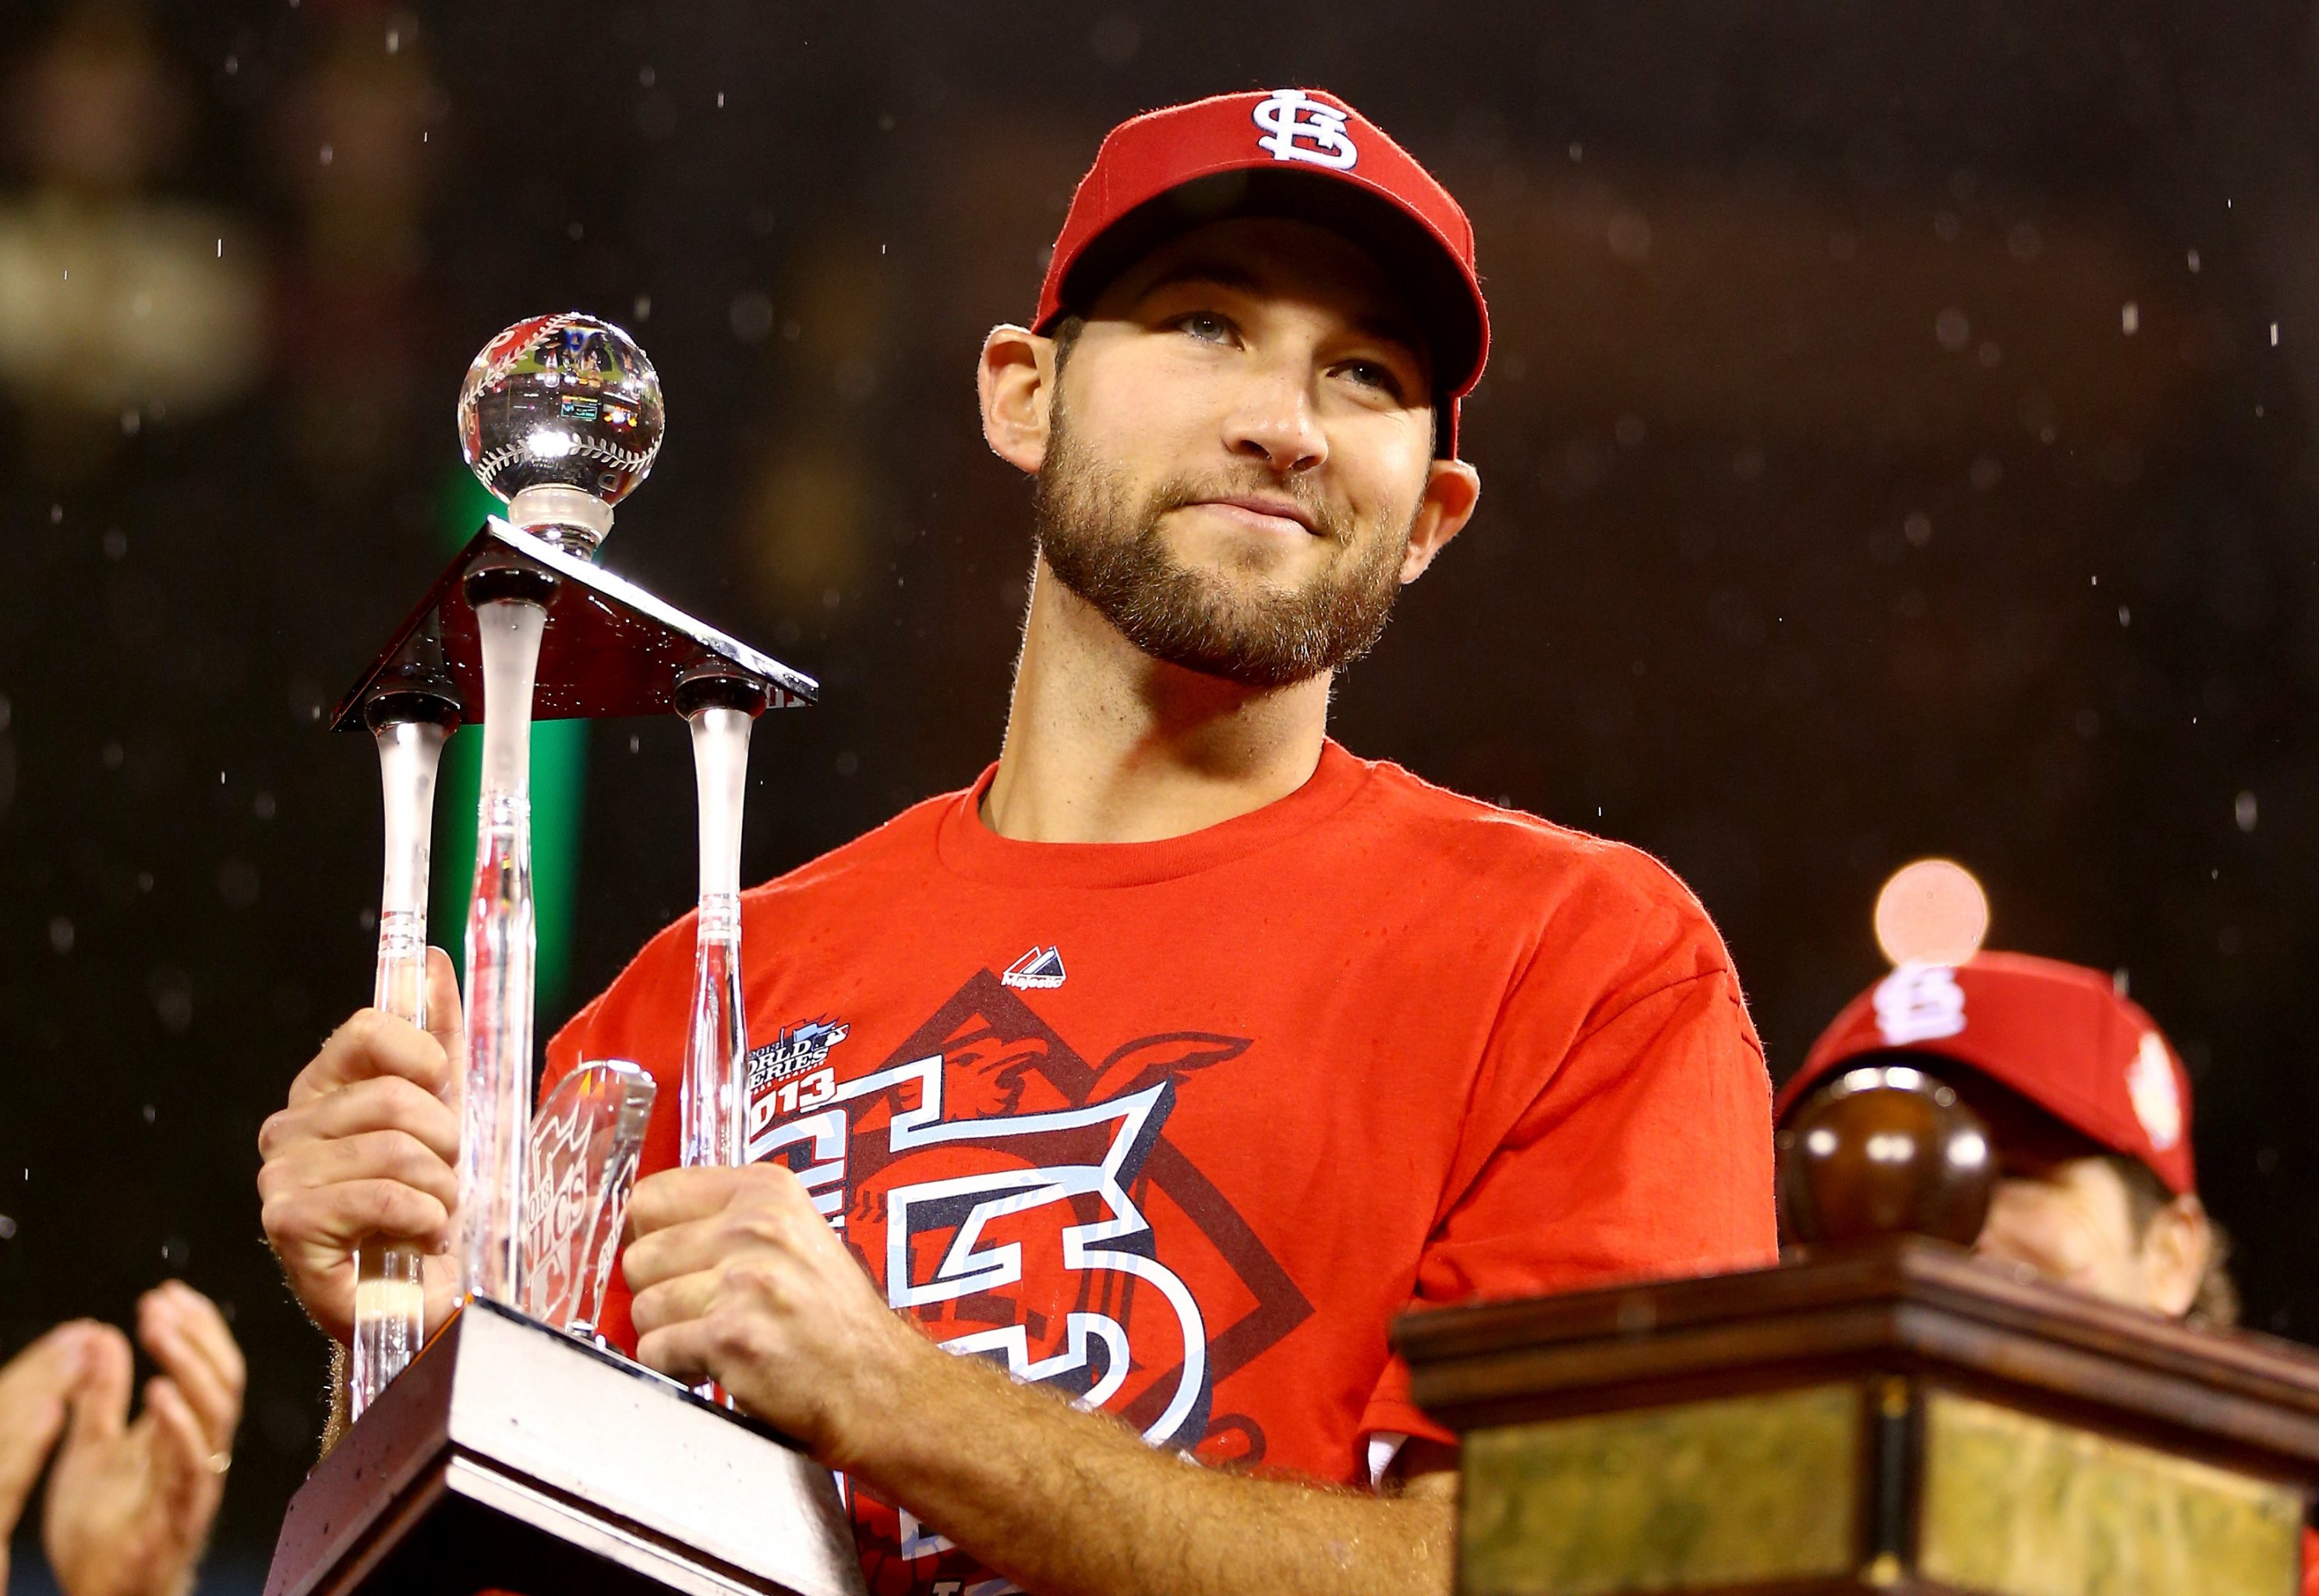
(544, 741), (1776, 1594)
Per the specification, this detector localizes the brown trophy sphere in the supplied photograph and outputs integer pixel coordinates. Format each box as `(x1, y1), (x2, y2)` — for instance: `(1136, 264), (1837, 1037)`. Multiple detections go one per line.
(1776, 1065), (1996, 1248)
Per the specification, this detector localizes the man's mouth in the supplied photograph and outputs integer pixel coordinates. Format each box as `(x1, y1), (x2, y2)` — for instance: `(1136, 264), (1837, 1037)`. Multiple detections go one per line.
(1186, 496), (1320, 537)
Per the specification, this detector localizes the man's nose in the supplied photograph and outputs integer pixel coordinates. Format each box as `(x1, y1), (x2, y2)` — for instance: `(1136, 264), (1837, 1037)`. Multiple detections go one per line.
(1222, 364), (1327, 475)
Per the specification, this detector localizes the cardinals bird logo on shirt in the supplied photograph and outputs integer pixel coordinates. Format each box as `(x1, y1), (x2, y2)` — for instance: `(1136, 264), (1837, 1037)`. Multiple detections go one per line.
(748, 971), (1316, 1588)
(749, 972), (1311, 1433)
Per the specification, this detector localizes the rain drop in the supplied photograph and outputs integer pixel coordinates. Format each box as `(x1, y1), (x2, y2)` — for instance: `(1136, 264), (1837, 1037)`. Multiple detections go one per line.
(729, 291), (774, 343)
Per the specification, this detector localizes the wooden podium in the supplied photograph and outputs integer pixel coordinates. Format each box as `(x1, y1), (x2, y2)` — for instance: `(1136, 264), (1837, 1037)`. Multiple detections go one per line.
(1395, 1238), (2319, 1596)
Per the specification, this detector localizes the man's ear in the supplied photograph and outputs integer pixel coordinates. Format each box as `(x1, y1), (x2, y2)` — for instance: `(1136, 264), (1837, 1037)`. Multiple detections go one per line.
(979, 323), (1055, 475)
(2140, 1193), (2213, 1319)
(1399, 458), (1481, 584)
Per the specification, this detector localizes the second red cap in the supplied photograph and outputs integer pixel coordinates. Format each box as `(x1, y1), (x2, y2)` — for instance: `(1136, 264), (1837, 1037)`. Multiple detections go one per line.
(1779, 952), (2197, 1195)
(1036, 89), (1490, 458)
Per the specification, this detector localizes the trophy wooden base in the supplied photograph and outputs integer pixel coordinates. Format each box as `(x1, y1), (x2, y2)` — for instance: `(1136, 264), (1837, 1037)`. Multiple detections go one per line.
(1398, 1238), (2319, 1596)
(264, 1298), (864, 1596)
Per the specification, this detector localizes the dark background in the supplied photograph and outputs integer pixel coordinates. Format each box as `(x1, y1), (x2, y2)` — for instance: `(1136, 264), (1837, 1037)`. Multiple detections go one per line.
(5, 0), (2319, 1585)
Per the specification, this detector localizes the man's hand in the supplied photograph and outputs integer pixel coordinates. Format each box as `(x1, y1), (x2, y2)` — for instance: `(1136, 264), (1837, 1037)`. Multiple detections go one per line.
(624, 1163), (929, 1464)
(258, 949), (465, 1344)
(0, 1322), (98, 1593)
(43, 1283), (246, 1596)
(624, 1163), (1455, 1596)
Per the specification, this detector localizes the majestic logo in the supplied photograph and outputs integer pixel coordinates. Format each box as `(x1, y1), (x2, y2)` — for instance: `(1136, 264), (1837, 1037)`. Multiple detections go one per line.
(1873, 962), (1967, 1047)
(1000, 945), (1066, 990)
(1252, 89), (1359, 171)
(2126, 1030), (2183, 1151)
(746, 1019), (849, 1092)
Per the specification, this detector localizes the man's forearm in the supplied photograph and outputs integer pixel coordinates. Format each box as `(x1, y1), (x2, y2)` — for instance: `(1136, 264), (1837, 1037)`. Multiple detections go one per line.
(832, 1336), (1456, 1596)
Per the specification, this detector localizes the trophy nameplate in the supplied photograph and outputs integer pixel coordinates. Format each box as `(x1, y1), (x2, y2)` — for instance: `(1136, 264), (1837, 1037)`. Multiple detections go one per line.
(265, 1298), (864, 1596)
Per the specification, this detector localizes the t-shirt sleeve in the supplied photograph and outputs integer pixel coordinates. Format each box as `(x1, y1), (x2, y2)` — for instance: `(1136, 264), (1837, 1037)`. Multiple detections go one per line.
(1359, 953), (1776, 1448)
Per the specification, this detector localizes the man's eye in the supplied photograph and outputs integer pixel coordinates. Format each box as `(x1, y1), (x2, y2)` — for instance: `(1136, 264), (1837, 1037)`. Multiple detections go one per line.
(1179, 312), (1234, 344)
(1341, 360), (1405, 397)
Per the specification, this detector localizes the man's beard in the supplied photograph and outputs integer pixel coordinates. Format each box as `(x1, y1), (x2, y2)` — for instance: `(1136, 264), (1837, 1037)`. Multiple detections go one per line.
(1029, 404), (1415, 691)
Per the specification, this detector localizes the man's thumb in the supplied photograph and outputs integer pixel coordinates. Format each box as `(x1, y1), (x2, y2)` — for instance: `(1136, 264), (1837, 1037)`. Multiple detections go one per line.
(425, 946), (464, 1075)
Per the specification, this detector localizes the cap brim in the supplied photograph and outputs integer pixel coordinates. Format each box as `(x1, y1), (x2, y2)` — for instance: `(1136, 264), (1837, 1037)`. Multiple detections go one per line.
(1041, 166), (1484, 449)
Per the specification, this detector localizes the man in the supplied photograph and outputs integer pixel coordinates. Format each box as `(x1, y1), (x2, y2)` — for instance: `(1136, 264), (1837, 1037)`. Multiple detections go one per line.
(1779, 953), (2226, 1323)
(259, 90), (1775, 1596)
(0, 1282), (245, 1596)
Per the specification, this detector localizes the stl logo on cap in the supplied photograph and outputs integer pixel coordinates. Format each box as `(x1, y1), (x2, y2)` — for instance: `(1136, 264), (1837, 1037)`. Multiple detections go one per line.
(1252, 90), (1359, 171)
(1872, 962), (1967, 1047)
(2126, 1030), (2183, 1151)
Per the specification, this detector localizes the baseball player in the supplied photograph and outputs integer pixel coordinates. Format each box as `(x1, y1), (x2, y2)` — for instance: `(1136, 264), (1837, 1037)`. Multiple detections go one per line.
(1784, 954), (2314, 1583)
(259, 90), (1776, 1596)
(1781, 953), (2226, 1322)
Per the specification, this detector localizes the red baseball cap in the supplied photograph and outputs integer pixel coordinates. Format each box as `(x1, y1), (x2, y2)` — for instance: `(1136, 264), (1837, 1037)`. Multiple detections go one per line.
(1777, 952), (2197, 1195)
(1035, 89), (1490, 459)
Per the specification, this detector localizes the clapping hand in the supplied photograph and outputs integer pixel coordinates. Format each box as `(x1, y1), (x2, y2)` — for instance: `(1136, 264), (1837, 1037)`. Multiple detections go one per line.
(42, 1283), (245, 1596)
(0, 1322), (97, 1594)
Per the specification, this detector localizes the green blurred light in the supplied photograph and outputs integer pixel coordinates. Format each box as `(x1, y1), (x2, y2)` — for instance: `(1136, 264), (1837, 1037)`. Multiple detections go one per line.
(428, 467), (588, 1014)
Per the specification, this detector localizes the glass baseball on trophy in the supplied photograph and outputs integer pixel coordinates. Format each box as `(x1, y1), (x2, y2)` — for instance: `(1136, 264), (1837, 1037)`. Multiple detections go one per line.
(277, 314), (856, 1596)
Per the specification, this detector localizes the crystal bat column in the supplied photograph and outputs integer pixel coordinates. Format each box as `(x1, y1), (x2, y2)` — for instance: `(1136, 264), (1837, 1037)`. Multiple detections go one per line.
(352, 690), (456, 1418)
(449, 309), (660, 1311)
(459, 563), (557, 1307)
(677, 673), (768, 1171)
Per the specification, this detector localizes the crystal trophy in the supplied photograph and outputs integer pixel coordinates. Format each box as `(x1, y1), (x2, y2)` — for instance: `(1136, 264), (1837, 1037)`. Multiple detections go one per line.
(525, 1059), (656, 1339)
(277, 312), (857, 1596)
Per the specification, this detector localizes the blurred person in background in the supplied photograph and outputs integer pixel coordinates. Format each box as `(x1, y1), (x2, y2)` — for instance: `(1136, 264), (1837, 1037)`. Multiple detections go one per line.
(0, 2), (263, 475)
(1780, 953), (2229, 1325)
(0, 1283), (243, 1596)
